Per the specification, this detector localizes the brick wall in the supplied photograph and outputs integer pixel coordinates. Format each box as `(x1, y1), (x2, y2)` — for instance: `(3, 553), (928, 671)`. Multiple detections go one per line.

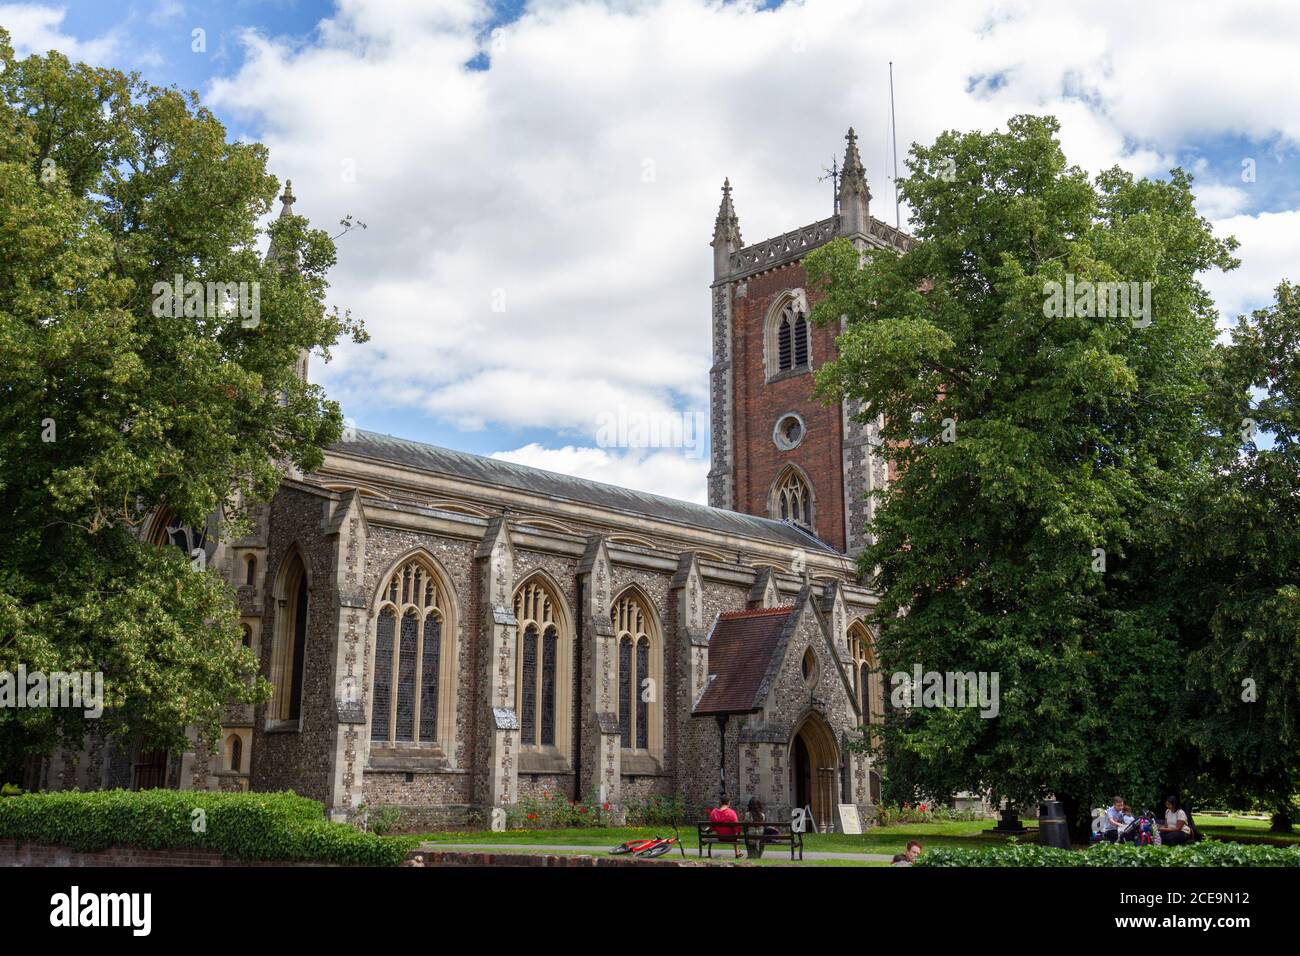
(729, 261), (847, 552)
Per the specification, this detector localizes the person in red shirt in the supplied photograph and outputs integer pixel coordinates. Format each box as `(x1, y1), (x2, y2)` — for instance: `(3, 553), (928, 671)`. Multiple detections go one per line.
(708, 796), (743, 858)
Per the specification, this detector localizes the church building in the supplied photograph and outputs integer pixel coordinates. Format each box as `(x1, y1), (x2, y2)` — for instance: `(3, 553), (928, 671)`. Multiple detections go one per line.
(36, 129), (912, 831)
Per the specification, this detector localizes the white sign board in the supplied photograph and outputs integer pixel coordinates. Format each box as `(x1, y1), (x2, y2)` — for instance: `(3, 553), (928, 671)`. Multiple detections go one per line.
(836, 804), (862, 835)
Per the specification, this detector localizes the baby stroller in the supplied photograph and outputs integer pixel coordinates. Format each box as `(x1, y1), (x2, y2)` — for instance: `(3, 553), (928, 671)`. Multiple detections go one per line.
(1115, 813), (1142, 844)
(1134, 810), (1161, 846)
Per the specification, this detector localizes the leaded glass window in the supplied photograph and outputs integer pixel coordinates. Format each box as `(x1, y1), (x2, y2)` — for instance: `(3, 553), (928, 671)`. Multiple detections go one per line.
(541, 629), (557, 747)
(515, 581), (567, 753)
(849, 623), (882, 735)
(520, 625), (538, 746)
(618, 636), (632, 748)
(372, 607), (395, 742)
(774, 470), (813, 530)
(371, 558), (445, 746)
(611, 592), (657, 754)
(635, 637), (649, 750)
(420, 616), (441, 744)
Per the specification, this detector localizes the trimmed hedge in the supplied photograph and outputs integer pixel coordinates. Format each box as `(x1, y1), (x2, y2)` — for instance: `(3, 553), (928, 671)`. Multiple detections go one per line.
(0, 789), (418, 866)
(917, 841), (1300, 867)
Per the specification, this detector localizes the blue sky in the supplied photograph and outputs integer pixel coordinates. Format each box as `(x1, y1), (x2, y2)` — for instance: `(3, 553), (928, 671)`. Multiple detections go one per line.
(3, 0), (1296, 499)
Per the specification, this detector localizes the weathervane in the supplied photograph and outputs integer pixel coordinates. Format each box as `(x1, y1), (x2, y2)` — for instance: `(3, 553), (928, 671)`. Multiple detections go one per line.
(818, 156), (840, 215)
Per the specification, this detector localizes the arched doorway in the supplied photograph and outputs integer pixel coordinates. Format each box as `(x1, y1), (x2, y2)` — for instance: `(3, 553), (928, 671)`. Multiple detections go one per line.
(790, 712), (839, 832)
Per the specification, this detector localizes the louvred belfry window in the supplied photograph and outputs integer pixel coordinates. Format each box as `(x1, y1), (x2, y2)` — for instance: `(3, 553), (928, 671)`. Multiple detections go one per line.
(371, 559), (445, 745)
(774, 302), (810, 374)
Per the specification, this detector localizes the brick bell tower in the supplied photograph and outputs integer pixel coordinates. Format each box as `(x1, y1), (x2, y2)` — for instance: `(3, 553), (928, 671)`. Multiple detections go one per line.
(707, 128), (912, 558)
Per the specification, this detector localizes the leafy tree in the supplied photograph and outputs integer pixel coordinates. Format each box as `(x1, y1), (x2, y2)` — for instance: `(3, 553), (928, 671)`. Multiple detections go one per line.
(807, 115), (1238, 835)
(1177, 282), (1300, 830)
(0, 31), (366, 773)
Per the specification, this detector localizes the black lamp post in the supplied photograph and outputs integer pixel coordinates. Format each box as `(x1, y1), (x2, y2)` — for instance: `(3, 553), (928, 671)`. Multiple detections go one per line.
(715, 713), (729, 803)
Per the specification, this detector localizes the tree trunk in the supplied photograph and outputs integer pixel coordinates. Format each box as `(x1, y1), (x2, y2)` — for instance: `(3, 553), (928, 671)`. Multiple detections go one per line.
(1270, 808), (1294, 833)
(1056, 793), (1090, 845)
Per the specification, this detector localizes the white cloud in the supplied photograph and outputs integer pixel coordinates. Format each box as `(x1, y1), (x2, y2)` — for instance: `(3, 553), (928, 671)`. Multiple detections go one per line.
(1193, 183), (1251, 220)
(1203, 209), (1300, 325)
(147, 0), (184, 27)
(0, 3), (122, 61)
(20, 0), (1286, 500)
(491, 443), (708, 504)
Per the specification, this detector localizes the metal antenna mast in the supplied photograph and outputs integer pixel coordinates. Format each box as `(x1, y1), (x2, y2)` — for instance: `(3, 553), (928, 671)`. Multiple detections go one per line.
(889, 60), (901, 230)
(819, 156), (840, 216)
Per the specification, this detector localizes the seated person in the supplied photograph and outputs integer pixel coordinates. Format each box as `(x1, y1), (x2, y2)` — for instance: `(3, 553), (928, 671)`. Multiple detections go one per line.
(746, 797), (780, 835)
(1102, 796), (1133, 843)
(1158, 796), (1193, 845)
(708, 796), (742, 858)
(890, 841), (923, 866)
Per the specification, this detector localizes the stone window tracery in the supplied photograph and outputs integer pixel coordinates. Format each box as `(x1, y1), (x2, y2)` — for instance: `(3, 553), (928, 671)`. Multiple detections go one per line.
(372, 558), (445, 745)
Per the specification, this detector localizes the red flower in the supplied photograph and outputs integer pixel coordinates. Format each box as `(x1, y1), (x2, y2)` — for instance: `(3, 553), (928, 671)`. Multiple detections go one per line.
(542, 791), (549, 798)
(602, 803), (610, 811)
(579, 806), (588, 814)
(526, 813), (537, 820)
(919, 803), (927, 812)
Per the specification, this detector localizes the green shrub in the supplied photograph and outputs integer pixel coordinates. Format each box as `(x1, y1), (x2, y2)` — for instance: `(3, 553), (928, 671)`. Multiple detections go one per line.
(875, 802), (990, 826)
(917, 841), (1300, 867)
(506, 789), (613, 829)
(624, 794), (685, 827)
(0, 790), (417, 866)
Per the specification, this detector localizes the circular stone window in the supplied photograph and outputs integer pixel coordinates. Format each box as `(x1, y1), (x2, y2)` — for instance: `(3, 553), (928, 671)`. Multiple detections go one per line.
(801, 647), (817, 685)
(773, 412), (806, 451)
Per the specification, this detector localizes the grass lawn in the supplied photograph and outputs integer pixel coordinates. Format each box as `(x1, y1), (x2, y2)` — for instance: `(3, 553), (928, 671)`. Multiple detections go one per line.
(420, 841), (889, 866)
(410, 813), (1300, 862)
(1197, 814), (1300, 845)
(412, 818), (1011, 857)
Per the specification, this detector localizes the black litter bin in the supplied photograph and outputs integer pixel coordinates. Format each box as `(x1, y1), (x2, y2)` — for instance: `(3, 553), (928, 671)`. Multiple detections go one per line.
(1038, 799), (1071, 849)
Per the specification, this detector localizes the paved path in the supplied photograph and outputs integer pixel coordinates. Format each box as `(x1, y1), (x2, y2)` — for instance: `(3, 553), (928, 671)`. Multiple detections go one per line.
(425, 842), (895, 863)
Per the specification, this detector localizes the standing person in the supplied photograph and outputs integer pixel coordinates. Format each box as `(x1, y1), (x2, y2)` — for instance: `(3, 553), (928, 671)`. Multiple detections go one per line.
(1158, 796), (1194, 845)
(709, 796), (743, 859)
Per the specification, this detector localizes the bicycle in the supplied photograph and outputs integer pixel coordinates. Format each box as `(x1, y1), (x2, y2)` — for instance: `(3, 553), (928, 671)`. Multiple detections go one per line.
(609, 820), (687, 859)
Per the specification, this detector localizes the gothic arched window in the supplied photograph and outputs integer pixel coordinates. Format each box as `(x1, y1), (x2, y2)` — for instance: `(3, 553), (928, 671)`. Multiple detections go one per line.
(849, 622), (883, 736)
(514, 578), (569, 753)
(271, 553), (309, 723)
(769, 298), (812, 377)
(611, 590), (660, 755)
(228, 735), (243, 772)
(372, 558), (445, 745)
(773, 468), (814, 531)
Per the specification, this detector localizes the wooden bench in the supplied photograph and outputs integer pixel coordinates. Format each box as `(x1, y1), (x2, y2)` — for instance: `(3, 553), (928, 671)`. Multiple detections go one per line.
(696, 820), (804, 861)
